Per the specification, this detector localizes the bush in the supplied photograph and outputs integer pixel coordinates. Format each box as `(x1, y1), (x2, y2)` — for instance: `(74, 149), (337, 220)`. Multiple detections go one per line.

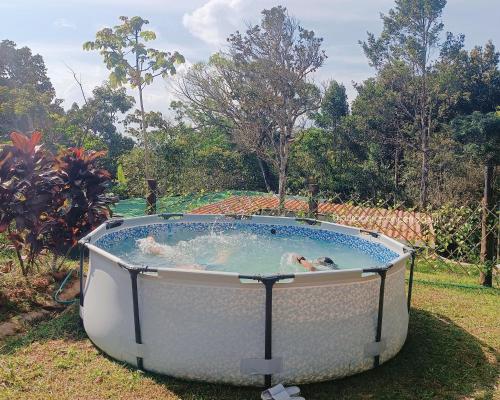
(431, 203), (482, 264)
(119, 133), (264, 198)
(0, 132), (116, 274)
(47, 148), (116, 261)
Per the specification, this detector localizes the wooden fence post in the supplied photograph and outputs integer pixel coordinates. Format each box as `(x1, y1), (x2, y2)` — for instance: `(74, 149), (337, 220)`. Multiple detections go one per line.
(146, 179), (157, 215)
(479, 161), (495, 287)
(308, 177), (319, 218)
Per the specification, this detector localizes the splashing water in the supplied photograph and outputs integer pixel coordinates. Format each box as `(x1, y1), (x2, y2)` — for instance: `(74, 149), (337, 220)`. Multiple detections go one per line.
(106, 226), (386, 274)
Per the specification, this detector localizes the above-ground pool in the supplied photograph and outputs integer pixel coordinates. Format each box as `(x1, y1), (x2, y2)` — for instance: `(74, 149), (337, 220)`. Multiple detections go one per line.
(79, 214), (414, 387)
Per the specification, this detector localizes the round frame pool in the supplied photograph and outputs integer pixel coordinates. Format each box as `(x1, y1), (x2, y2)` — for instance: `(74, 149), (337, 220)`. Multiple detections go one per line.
(79, 214), (414, 387)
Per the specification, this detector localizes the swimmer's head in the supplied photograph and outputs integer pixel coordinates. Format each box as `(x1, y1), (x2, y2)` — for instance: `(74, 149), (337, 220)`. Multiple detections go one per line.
(316, 257), (334, 266)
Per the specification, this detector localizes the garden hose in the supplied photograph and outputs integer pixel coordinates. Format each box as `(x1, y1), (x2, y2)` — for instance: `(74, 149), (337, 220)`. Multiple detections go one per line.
(54, 269), (79, 305)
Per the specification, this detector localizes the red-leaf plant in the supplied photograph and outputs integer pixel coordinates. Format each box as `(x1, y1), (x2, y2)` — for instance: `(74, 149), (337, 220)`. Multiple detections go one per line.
(0, 132), (117, 275)
(48, 147), (117, 267)
(0, 132), (63, 275)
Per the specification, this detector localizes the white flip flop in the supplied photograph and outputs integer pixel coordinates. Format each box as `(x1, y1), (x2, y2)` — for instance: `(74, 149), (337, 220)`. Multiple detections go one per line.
(261, 384), (301, 400)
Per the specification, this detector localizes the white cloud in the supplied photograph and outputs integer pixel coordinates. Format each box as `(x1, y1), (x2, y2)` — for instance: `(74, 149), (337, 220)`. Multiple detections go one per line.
(52, 18), (77, 30)
(182, 0), (244, 46)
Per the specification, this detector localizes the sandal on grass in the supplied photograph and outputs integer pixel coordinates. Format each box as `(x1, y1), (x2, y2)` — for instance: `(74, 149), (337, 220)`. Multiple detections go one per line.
(261, 384), (302, 400)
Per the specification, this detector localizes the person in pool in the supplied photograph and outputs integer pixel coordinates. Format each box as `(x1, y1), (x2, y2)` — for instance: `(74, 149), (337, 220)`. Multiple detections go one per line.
(292, 254), (338, 272)
(137, 235), (230, 270)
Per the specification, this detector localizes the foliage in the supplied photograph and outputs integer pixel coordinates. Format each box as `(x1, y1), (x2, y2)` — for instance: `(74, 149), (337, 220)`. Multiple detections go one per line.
(83, 17), (184, 90)
(312, 81), (349, 129)
(116, 164), (126, 184)
(352, 2), (500, 208)
(360, 0), (448, 208)
(0, 132), (62, 274)
(58, 82), (135, 176)
(47, 148), (116, 258)
(84, 16), (184, 178)
(0, 132), (116, 275)
(430, 203), (482, 263)
(0, 40), (62, 138)
(119, 121), (264, 198)
(452, 111), (500, 164)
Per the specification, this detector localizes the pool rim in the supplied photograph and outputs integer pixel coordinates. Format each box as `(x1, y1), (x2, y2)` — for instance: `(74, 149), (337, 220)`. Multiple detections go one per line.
(79, 213), (413, 277)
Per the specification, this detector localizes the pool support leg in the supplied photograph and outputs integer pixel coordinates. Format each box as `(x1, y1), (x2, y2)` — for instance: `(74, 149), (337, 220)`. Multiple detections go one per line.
(407, 251), (416, 312)
(374, 270), (387, 368)
(79, 243), (85, 308)
(129, 269), (144, 370)
(262, 277), (277, 388)
(240, 274), (294, 387)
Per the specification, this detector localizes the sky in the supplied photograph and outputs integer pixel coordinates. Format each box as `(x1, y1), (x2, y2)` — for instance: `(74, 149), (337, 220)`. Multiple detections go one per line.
(1, 0), (499, 117)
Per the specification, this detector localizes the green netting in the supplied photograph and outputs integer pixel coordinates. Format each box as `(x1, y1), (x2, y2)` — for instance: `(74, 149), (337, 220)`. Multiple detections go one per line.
(112, 190), (267, 217)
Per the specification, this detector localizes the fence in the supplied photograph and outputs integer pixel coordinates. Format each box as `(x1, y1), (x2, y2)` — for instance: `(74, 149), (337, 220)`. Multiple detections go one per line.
(114, 189), (499, 282)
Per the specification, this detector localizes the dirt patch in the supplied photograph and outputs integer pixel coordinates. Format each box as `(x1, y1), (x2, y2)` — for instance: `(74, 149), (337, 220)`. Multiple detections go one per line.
(18, 309), (51, 324)
(0, 310), (53, 341)
(0, 320), (22, 338)
(57, 276), (81, 301)
(0, 270), (81, 342)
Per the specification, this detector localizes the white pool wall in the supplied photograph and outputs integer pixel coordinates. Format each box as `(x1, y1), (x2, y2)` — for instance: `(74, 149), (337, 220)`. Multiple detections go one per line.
(81, 214), (411, 386)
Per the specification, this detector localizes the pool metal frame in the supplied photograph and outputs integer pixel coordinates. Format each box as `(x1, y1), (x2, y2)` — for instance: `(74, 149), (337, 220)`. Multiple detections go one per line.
(78, 213), (415, 387)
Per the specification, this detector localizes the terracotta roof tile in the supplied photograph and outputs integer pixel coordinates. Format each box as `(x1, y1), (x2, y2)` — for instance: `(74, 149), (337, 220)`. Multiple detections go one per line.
(190, 196), (432, 244)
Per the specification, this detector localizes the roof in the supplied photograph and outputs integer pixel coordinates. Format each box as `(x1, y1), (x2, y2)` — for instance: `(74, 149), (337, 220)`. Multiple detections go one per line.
(190, 195), (433, 244)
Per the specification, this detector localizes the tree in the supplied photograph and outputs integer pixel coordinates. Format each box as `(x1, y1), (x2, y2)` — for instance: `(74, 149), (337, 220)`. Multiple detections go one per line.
(63, 83), (135, 175)
(83, 16), (184, 210)
(452, 111), (500, 286)
(313, 81), (349, 130)
(436, 35), (500, 117)
(174, 65), (278, 193)
(178, 6), (325, 210)
(310, 81), (351, 182)
(464, 41), (500, 114)
(361, 0), (447, 208)
(351, 64), (417, 200)
(0, 40), (62, 137)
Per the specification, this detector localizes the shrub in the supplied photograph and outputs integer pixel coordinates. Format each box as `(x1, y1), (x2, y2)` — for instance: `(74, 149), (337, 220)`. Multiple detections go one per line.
(0, 132), (116, 275)
(0, 132), (62, 274)
(431, 203), (482, 264)
(47, 148), (116, 263)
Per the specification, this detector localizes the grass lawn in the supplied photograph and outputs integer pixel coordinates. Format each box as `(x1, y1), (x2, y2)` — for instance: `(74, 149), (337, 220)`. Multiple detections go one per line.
(0, 265), (498, 400)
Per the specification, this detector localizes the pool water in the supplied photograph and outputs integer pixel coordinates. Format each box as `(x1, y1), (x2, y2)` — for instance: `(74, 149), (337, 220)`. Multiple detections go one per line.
(99, 223), (397, 274)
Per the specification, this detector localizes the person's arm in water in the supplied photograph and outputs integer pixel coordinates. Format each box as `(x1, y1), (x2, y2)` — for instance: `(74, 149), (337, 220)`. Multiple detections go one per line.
(294, 255), (318, 271)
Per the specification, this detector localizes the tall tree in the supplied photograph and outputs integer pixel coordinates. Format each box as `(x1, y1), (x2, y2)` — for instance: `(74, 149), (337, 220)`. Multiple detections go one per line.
(312, 80), (350, 172)
(313, 81), (349, 130)
(178, 6), (325, 210)
(361, 0), (447, 208)
(0, 40), (61, 137)
(84, 16), (184, 210)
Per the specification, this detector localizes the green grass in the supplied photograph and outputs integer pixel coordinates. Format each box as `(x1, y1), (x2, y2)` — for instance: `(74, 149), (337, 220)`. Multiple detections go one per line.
(1, 268), (498, 400)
